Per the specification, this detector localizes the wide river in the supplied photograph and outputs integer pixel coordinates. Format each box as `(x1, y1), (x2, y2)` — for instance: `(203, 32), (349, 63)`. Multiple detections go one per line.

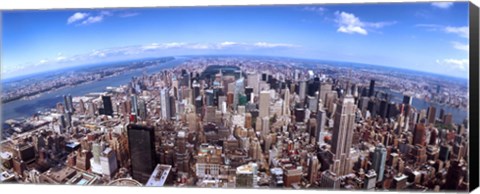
(2, 58), (187, 124)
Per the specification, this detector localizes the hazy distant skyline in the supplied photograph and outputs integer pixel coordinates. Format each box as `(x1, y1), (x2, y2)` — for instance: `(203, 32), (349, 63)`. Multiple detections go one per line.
(2, 2), (470, 79)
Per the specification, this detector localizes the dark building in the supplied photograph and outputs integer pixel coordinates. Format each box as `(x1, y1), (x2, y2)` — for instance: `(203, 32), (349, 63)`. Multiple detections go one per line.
(127, 124), (157, 184)
(379, 100), (388, 119)
(444, 160), (465, 190)
(402, 95), (412, 105)
(307, 78), (321, 97)
(295, 108), (305, 123)
(427, 106), (436, 125)
(102, 96), (114, 116)
(368, 80), (375, 97)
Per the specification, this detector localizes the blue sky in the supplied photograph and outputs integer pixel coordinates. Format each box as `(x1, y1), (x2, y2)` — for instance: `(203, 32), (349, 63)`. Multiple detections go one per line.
(1, 2), (470, 79)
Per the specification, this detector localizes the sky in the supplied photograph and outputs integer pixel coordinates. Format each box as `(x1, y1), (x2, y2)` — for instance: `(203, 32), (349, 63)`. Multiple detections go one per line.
(1, 2), (470, 79)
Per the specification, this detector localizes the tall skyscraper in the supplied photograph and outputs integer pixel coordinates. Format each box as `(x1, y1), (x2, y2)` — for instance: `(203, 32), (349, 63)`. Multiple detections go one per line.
(138, 99), (147, 120)
(259, 90), (270, 118)
(131, 95), (139, 116)
(160, 88), (171, 120)
(247, 72), (260, 96)
(427, 106), (437, 124)
(413, 123), (427, 146)
(316, 102), (326, 144)
(319, 83), (332, 107)
(372, 144), (387, 182)
(283, 88), (290, 116)
(299, 81), (306, 102)
(307, 154), (319, 184)
(102, 95), (113, 116)
(63, 94), (74, 113)
(331, 94), (356, 176)
(127, 124), (156, 184)
(368, 80), (375, 97)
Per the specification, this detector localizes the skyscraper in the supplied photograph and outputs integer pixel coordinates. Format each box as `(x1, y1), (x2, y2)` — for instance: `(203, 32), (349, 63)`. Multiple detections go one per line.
(160, 88), (171, 120)
(316, 102), (326, 144)
(131, 95), (139, 116)
(247, 72), (259, 96)
(427, 106), (436, 124)
(299, 81), (306, 102)
(102, 95), (114, 116)
(320, 170), (340, 189)
(259, 90), (270, 118)
(307, 154), (319, 184)
(368, 80), (375, 97)
(127, 124), (157, 184)
(319, 83), (332, 106)
(413, 123), (427, 146)
(63, 94), (74, 113)
(331, 94), (356, 176)
(283, 88), (290, 116)
(372, 144), (387, 182)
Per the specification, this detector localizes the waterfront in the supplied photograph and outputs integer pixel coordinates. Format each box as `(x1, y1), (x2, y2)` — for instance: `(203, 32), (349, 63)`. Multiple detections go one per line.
(1, 57), (187, 123)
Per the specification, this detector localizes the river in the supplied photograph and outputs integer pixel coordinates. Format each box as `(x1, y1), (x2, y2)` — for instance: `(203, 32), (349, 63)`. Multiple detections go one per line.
(1, 57), (187, 123)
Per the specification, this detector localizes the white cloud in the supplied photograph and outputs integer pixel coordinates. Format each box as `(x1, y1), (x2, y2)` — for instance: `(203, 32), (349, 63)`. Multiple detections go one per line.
(416, 24), (469, 39)
(56, 56), (66, 61)
(39, 59), (48, 64)
(119, 12), (140, 18)
(219, 41), (238, 46)
(253, 42), (297, 48)
(451, 41), (469, 52)
(335, 11), (368, 35)
(365, 21), (397, 28)
(334, 11), (395, 35)
(67, 12), (89, 24)
(81, 15), (104, 25)
(431, 2), (454, 9)
(303, 6), (326, 14)
(444, 26), (469, 38)
(436, 58), (468, 71)
(67, 10), (115, 26)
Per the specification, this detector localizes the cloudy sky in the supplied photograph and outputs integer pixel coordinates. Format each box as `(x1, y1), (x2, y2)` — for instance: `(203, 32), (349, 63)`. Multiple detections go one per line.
(2, 2), (470, 79)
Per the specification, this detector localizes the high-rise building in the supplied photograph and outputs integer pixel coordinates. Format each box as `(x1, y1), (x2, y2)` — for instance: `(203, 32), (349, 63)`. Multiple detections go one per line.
(320, 170), (340, 189)
(100, 148), (118, 177)
(372, 144), (387, 182)
(247, 72), (260, 96)
(427, 106), (436, 124)
(316, 104), (326, 144)
(364, 169), (377, 190)
(319, 83), (332, 106)
(160, 88), (171, 120)
(445, 160), (465, 190)
(102, 96), (113, 116)
(78, 99), (86, 114)
(236, 163), (257, 188)
(368, 80), (375, 97)
(331, 94), (356, 176)
(283, 88), (291, 116)
(259, 90), (270, 118)
(138, 99), (147, 120)
(307, 154), (319, 184)
(127, 124), (157, 184)
(64, 94), (74, 113)
(413, 123), (427, 146)
(299, 81), (306, 102)
(131, 95), (139, 116)
(403, 95), (412, 105)
(261, 116), (270, 138)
